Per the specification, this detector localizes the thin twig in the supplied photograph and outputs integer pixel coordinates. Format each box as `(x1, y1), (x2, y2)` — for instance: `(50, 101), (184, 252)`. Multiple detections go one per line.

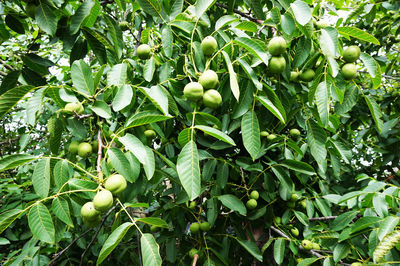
(0, 59), (15, 71)
(79, 206), (116, 266)
(137, 230), (143, 266)
(358, 70), (400, 80)
(215, 2), (264, 25)
(49, 228), (93, 265)
(96, 130), (103, 182)
(270, 226), (290, 239)
(192, 254), (199, 266)
(308, 216), (338, 221)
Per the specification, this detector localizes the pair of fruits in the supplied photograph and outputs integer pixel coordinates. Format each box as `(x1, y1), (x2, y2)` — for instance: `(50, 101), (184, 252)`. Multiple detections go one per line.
(292, 69), (316, 82)
(64, 102), (84, 114)
(260, 131), (277, 141)
(189, 221), (211, 233)
(342, 46), (361, 80)
(81, 174), (127, 227)
(268, 36), (287, 74)
(301, 239), (320, 250)
(69, 141), (95, 157)
(137, 44), (152, 60)
(246, 190), (259, 210)
(287, 193), (301, 208)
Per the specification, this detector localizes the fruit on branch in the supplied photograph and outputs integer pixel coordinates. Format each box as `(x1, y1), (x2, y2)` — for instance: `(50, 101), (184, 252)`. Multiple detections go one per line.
(299, 69), (315, 82)
(81, 202), (101, 221)
(269, 56), (286, 74)
(301, 240), (313, 250)
(137, 44), (151, 60)
(289, 129), (301, 138)
(104, 174), (127, 195)
(189, 223), (200, 233)
(350, 263), (363, 266)
(250, 190), (259, 200)
(144, 129), (157, 139)
(267, 134), (277, 141)
(189, 248), (199, 259)
(291, 193), (300, 202)
(201, 36), (218, 56)
(68, 140), (80, 154)
(260, 131), (269, 137)
(78, 142), (93, 157)
(268, 36), (287, 56)
(184, 82), (204, 101)
(312, 243), (320, 250)
(290, 71), (300, 82)
(92, 140), (99, 151)
(200, 221), (211, 232)
(64, 102), (84, 114)
(343, 46), (361, 63)
(246, 199), (257, 209)
(342, 63), (358, 80)
(119, 21), (129, 31)
(299, 200), (306, 209)
(203, 89), (222, 109)
(199, 70), (219, 89)
(189, 201), (197, 209)
(93, 190), (114, 212)
(291, 227), (299, 237)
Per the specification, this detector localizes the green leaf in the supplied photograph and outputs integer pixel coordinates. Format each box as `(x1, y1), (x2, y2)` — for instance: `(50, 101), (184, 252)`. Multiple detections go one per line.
(337, 26), (380, 45)
(350, 216), (382, 234)
(273, 238), (285, 264)
(0, 154), (36, 171)
(176, 141), (201, 200)
(70, 0), (95, 34)
(234, 37), (269, 67)
(195, 125), (236, 146)
(364, 95), (383, 133)
(222, 51), (240, 101)
(136, 0), (162, 19)
(52, 197), (74, 227)
(90, 101), (112, 119)
(138, 85), (169, 115)
(290, 0), (312, 26)
(333, 243), (350, 262)
(82, 28), (107, 65)
(97, 222), (134, 265)
(373, 230), (400, 263)
(293, 210), (309, 225)
(306, 120), (327, 171)
(0, 85), (35, 119)
(32, 158), (51, 198)
(71, 59), (94, 97)
(237, 58), (262, 90)
(241, 111), (261, 161)
(108, 148), (133, 182)
(215, 15), (239, 31)
(315, 81), (330, 127)
(194, 0), (217, 18)
(293, 37), (311, 68)
(281, 13), (296, 35)
(378, 216), (399, 241)
(250, 0), (265, 20)
(107, 63), (128, 86)
(256, 95), (286, 124)
(136, 217), (168, 228)
(125, 151), (141, 182)
(125, 111), (172, 128)
(0, 209), (25, 234)
(319, 28), (339, 58)
(113, 84), (133, 112)
(178, 128), (192, 147)
(162, 26), (173, 57)
(329, 139), (352, 164)
(170, 0), (183, 20)
(54, 160), (71, 189)
(217, 194), (246, 216)
(143, 57), (156, 82)
(36, 2), (58, 36)
(280, 160), (315, 175)
(271, 166), (293, 192)
(0, 70), (20, 95)
(331, 211), (358, 231)
(141, 233), (162, 266)
(28, 203), (55, 244)
(360, 52), (377, 78)
(236, 239), (263, 262)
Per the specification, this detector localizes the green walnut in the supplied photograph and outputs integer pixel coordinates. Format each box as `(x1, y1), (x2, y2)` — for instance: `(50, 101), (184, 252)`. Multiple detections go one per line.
(92, 140), (99, 151)
(291, 227), (299, 237)
(201, 36), (218, 56)
(274, 216), (282, 224)
(137, 44), (151, 60)
(119, 21), (129, 31)
(104, 174), (127, 195)
(342, 63), (358, 80)
(68, 140), (80, 154)
(299, 69), (315, 82)
(312, 243), (320, 250)
(289, 129), (301, 138)
(343, 46), (361, 63)
(93, 190), (114, 212)
(189, 223), (200, 234)
(291, 193), (300, 202)
(246, 199), (257, 209)
(200, 222), (211, 232)
(267, 134), (277, 141)
(250, 190), (259, 200)
(78, 142), (93, 157)
(301, 240), (313, 250)
(203, 89), (222, 109)
(290, 71), (300, 82)
(260, 131), (269, 137)
(350, 263), (363, 266)
(144, 129), (157, 139)
(189, 248), (199, 259)
(268, 36), (287, 56)
(189, 201), (196, 209)
(199, 70), (219, 89)
(269, 56), (286, 74)
(64, 102), (84, 114)
(184, 82), (204, 101)
(81, 202), (101, 221)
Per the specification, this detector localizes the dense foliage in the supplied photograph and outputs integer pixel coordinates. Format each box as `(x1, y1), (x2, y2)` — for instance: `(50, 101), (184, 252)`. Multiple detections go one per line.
(0, 0), (400, 265)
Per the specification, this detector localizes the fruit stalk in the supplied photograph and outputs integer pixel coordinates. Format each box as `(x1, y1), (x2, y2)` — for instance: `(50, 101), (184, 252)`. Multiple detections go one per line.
(96, 130), (103, 183)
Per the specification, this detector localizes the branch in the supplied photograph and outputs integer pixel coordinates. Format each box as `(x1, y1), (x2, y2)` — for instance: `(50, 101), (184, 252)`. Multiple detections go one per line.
(192, 254), (199, 266)
(96, 130), (103, 182)
(215, 2), (264, 25)
(358, 70), (400, 80)
(0, 58), (15, 71)
(49, 228), (93, 266)
(79, 206), (116, 266)
(270, 226), (290, 239)
(308, 216), (338, 221)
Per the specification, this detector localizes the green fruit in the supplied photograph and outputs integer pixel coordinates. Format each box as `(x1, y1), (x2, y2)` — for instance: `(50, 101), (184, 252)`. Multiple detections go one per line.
(203, 89), (222, 109)
(144, 129), (157, 139)
(250, 190), (259, 200)
(189, 201), (196, 209)
(260, 131), (269, 137)
(78, 142), (93, 157)
(199, 70), (219, 89)
(289, 129), (301, 138)
(68, 140), (80, 154)
(64, 102), (84, 114)
(350, 263), (363, 266)
(291, 227), (299, 236)
(274, 216), (281, 224)
(93, 190), (114, 212)
(267, 134), (277, 141)
(104, 174), (127, 195)
(201, 36), (218, 56)
(301, 240), (313, 250)
(119, 21), (129, 31)
(268, 36), (287, 56)
(184, 82), (204, 101)
(287, 201), (296, 208)
(342, 63), (358, 80)
(299, 69), (315, 82)
(189, 223), (200, 233)
(26, 3), (36, 18)
(200, 222), (211, 232)
(83, 214), (101, 228)
(269, 56), (286, 74)
(92, 140), (99, 151)
(290, 71), (300, 82)
(189, 248), (198, 259)
(343, 46), (361, 63)
(312, 243), (320, 250)
(299, 199), (307, 209)
(81, 202), (101, 221)
(291, 193), (300, 202)
(137, 44), (151, 60)
(150, 225), (160, 233)
(246, 199), (257, 209)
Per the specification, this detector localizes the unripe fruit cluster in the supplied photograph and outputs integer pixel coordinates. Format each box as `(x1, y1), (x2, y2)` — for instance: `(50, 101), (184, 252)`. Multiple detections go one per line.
(246, 190), (259, 210)
(268, 36), (287, 74)
(189, 221), (211, 234)
(64, 102), (84, 114)
(301, 239), (320, 250)
(341, 46), (361, 80)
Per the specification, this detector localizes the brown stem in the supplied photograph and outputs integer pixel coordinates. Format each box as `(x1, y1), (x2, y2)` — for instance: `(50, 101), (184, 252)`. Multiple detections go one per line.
(308, 216), (338, 221)
(0, 59), (15, 71)
(215, 2), (264, 25)
(192, 254), (199, 266)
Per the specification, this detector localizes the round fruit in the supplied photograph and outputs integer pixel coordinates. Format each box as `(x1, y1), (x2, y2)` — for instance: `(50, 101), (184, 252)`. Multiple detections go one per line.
(299, 199), (307, 209)
(291, 227), (299, 236)
(81, 202), (100, 221)
(342, 63), (358, 80)
(299, 69), (315, 82)
(246, 199), (257, 209)
(64, 102), (83, 114)
(260, 131), (269, 137)
(301, 240), (313, 250)
(290, 71), (300, 82)
(312, 243), (320, 250)
(268, 36), (287, 56)
(199, 70), (219, 89)
(119, 21), (129, 31)
(287, 201), (296, 208)
(200, 222), (211, 232)
(189, 223), (200, 234)
(184, 82), (204, 101)
(78, 142), (93, 157)
(137, 44), (151, 60)
(93, 190), (114, 212)
(250, 190), (259, 200)
(269, 56), (286, 74)
(144, 129), (157, 139)
(189, 248), (198, 259)
(274, 216), (281, 224)
(150, 225), (160, 233)
(289, 129), (301, 138)
(83, 214), (101, 228)
(343, 46), (361, 63)
(92, 140), (99, 151)
(104, 174), (127, 195)
(350, 263), (363, 266)
(201, 36), (218, 56)
(267, 134), (277, 141)
(68, 140), (80, 154)
(203, 89), (222, 109)
(26, 3), (36, 18)
(291, 193), (300, 202)
(189, 201), (196, 209)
